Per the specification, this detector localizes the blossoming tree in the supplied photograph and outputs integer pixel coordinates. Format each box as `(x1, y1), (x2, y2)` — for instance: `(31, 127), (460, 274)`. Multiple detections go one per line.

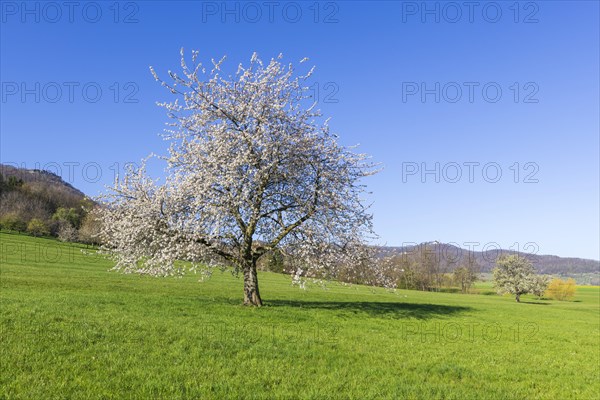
(99, 50), (378, 306)
(492, 254), (544, 302)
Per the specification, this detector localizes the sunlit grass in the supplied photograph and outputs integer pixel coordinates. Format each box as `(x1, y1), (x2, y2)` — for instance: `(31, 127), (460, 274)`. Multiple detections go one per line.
(1, 232), (599, 399)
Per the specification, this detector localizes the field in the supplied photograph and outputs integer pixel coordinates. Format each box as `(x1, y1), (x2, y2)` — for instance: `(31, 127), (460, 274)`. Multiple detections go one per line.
(1, 232), (599, 399)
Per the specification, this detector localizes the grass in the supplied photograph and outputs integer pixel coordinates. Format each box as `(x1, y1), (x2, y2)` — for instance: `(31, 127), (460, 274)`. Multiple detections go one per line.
(1, 231), (599, 399)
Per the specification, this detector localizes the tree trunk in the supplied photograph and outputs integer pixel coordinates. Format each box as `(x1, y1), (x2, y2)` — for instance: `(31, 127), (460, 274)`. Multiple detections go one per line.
(515, 293), (521, 302)
(243, 260), (263, 307)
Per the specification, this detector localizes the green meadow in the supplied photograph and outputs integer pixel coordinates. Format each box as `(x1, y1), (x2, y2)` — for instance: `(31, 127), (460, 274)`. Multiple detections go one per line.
(1, 232), (599, 399)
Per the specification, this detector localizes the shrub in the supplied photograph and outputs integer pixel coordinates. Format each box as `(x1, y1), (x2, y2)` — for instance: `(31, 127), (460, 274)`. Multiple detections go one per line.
(545, 278), (577, 301)
(258, 249), (286, 273)
(57, 222), (78, 242)
(0, 213), (27, 232)
(27, 218), (50, 237)
(77, 207), (103, 245)
(453, 265), (479, 294)
(52, 207), (82, 229)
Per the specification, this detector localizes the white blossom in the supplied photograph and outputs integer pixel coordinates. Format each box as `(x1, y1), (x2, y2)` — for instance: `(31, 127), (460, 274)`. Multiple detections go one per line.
(98, 50), (381, 306)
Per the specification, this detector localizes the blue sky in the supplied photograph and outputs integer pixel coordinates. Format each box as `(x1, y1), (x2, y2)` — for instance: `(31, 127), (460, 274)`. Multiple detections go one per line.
(1, 1), (598, 259)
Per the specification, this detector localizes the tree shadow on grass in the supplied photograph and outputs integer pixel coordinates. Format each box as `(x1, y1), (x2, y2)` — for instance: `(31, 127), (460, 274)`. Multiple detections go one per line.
(265, 299), (473, 320)
(521, 301), (550, 305)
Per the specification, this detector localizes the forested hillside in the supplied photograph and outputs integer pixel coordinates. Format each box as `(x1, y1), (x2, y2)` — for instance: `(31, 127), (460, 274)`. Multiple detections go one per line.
(0, 164), (101, 243)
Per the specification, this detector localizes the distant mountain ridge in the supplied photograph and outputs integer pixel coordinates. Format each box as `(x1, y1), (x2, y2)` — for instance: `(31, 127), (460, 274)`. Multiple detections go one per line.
(380, 241), (599, 277)
(0, 164), (85, 198)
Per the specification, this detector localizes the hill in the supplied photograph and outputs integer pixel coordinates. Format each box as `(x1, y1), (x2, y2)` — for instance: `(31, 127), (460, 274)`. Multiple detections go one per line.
(0, 164), (98, 242)
(381, 242), (600, 283)
(0, 164), (86, 198)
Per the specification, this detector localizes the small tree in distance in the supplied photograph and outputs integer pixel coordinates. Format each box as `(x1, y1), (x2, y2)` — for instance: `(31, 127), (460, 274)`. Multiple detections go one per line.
(57, 222), (78, 242)
(492, 254), (538, 302)
(52, 207), (81, 229)
(78, 207), (103, 245)
(27, 218), (50, 237)
(99, 50), (378, 306)
(530, 274), (550, 299)
(453, 255), (479, 294)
